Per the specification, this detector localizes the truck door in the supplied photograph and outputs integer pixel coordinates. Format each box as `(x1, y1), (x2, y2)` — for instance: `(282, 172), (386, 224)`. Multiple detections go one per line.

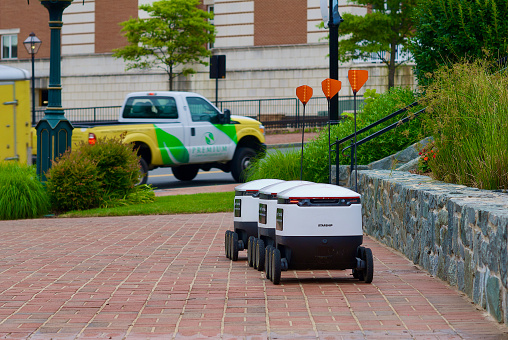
(0, 82), (17, 162)
(146, 96), (187, 166)
(122, 95), (187, 166)
(185, 96), (235, 163)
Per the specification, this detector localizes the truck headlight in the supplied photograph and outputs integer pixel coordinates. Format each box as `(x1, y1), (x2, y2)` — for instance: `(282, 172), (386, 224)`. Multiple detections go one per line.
(259, 124), (265, 136)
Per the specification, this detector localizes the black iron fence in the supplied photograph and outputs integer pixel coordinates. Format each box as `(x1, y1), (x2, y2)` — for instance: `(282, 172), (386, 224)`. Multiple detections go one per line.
(34, 96), (364, 129)
(34, 106), (120, 124)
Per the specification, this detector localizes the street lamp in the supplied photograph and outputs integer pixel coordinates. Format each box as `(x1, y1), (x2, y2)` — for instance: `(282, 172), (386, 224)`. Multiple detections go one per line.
(34, 0), (74, 181)
(23, 32), (42, 126)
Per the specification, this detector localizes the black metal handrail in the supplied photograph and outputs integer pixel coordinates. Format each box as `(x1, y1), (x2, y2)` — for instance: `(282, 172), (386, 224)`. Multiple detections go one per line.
(329, 100), (423, 186)
(332, 101), (419, 147)
(341, 107), (426, 155)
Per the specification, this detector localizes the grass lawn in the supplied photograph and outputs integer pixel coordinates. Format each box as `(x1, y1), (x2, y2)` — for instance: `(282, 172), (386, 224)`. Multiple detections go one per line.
(61, 191), (235, 218)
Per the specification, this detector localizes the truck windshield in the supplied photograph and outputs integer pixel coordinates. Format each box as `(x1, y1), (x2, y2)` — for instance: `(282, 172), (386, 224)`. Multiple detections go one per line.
(123, 96), (178, 119)
(187, 97), (220, 123)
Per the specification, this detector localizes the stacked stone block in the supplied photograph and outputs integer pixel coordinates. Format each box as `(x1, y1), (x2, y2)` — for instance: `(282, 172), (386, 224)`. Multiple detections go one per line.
(357, 170), (508, 323)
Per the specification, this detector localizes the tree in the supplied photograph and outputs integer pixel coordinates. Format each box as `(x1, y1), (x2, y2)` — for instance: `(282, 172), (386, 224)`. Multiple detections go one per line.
(410, 0), (508, 87)
(322, 0), (416, 89)
(113, 0), (215, 91)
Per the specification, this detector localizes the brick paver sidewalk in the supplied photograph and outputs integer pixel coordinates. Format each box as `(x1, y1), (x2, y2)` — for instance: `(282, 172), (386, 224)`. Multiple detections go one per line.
(1, 214), (507, 339)
(265, 131), (319, 147)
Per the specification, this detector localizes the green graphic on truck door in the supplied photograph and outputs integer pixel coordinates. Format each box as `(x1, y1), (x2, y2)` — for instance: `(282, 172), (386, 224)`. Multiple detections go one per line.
(154, 126), (189, 164)
(213, 124), (238, 144)
(204, 132), (215, 145)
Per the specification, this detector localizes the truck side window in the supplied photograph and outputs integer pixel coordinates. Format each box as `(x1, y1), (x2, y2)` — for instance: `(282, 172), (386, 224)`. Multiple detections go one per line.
(187, 97), (220, 123)
(155, 98), (178, 118)
(123, 97), (178, 119)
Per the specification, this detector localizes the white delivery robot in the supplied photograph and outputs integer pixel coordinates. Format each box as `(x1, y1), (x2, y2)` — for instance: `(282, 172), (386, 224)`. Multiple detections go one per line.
(266, 183), (374, 284)
(249, 180), (312, 271)
(225, 179), (284, 261)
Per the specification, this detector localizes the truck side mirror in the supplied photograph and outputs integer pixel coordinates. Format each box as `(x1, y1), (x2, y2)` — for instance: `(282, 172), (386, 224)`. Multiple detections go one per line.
(221, 109), (231, 124)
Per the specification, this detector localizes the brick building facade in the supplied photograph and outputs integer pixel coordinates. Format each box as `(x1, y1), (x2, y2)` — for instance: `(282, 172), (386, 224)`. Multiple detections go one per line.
(0, 0), (415, 110)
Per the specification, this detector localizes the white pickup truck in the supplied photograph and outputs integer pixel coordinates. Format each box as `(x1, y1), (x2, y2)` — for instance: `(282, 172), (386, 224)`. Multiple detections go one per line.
(35, 91), (266, 184)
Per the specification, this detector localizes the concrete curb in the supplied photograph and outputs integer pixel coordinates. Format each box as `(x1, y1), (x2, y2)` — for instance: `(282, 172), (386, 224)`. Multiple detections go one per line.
(267, 142), (307, 149)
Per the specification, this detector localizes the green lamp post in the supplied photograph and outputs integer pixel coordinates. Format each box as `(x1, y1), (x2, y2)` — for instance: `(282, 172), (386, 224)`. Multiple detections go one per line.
(35, 0), (74, 181)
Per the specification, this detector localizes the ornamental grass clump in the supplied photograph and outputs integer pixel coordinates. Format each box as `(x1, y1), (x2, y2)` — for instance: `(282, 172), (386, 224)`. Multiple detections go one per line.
(246, 150), (301, 181)
(0, 162), (49, 220)
(422, 60), (508, 189)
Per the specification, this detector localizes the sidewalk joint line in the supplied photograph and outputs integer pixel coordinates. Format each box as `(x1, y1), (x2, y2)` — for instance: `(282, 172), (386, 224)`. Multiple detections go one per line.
(330, 270), (365, 336)
(294, 271), (319, 338)
(171, 214), (223, 340)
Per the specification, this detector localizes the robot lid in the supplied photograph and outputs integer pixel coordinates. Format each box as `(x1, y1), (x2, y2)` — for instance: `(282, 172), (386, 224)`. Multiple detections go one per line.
(235, 179), (284, 196)
(258, 180), (313, 200)
(277, 183), (361, 200)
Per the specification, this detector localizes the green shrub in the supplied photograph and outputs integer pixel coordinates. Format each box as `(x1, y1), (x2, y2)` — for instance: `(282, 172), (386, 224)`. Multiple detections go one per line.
(45, 148), (104, 212)
(248, 87), (423, 183)
(79, 135), (141, 200)
(422, 60), (508, 189)
(0, 162), (49, 220)
(410, 0), (508, 88)
(46, 135), (144, 212)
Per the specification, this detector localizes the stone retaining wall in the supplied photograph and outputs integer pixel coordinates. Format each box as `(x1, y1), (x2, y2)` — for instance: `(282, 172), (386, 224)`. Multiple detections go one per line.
(357, 170), (508, 323)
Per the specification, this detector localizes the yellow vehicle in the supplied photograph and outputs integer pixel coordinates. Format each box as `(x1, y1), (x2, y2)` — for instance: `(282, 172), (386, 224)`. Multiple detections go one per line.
(33, 91), (266, 184)
(0, 65), (32, 164)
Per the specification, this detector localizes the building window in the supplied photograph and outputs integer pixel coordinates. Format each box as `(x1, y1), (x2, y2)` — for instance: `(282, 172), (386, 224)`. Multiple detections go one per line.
(40, 89), (48, 106)
(1, 35), (18, 60)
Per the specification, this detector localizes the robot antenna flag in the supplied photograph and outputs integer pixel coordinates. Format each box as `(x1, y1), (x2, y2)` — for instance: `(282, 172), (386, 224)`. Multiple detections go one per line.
(296, 85), (313, 181)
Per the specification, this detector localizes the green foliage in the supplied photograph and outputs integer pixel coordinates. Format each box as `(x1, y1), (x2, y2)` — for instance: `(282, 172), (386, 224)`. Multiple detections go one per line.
(0, 162), (49, 220)
(422, 60), (508, 189)
(247, 87), (422, 183)
(61, 191), (234, 218)
(319, 0), (416, 88)
(46, 136), (145, 212)
(410, 0), (508, 87)
(113, 0), (216, 90)
(363, 89), (380, 105)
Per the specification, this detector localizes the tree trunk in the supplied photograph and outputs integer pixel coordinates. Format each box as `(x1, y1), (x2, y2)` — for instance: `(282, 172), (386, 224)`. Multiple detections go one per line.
(388, 40), (397, 89)
(169, 64), (173, 91)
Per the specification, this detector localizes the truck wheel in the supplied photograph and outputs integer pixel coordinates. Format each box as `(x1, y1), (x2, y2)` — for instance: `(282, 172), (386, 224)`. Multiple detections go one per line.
(231, 147), (256, 183)
(172, 165), (199, 181)
(137, 158), (148, 185)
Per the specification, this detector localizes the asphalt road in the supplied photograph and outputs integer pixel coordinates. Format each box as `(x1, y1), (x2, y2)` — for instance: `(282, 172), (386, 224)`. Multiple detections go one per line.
(147, 146), (298, 190)
(147, 167), (235, 190)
